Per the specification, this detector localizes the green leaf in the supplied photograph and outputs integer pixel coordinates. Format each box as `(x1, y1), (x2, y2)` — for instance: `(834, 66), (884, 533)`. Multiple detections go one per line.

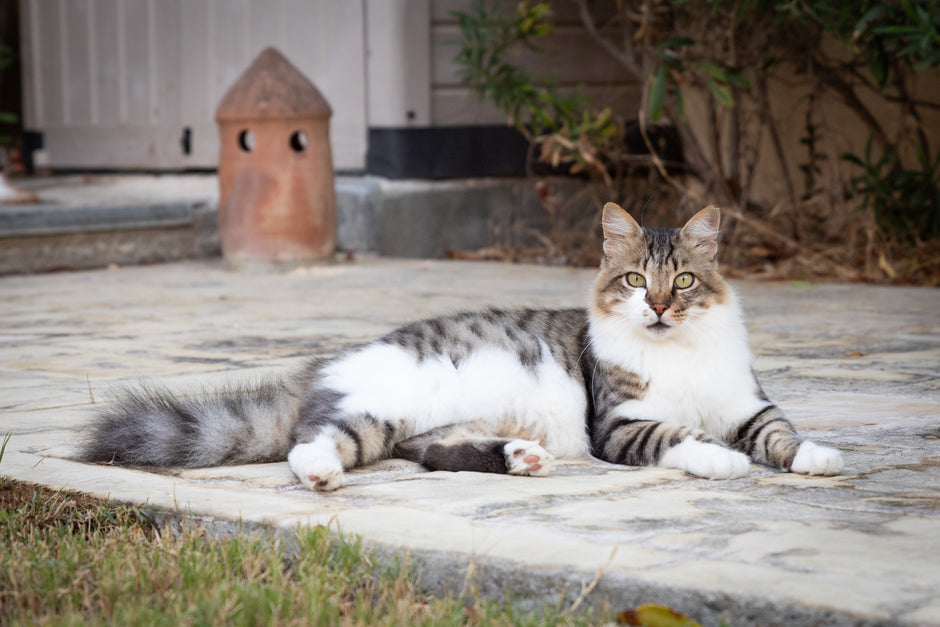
(706, 78), (734, 108)
(0, 112), (18, 124)
(659, 37), (694, 51)
(872, 25), (919, 35)
(868, 43), (889, 88)
(529, 2), (551, 20)
(697, 60), (728, 82)
(725, 69), (752, 90)
(0, 433), (10, 466)
(840, 152), (864, 167)
(649, 65), (667, 123)
(853, 5), (884, 40)
(531, 23), (552, 37)
(675, 86), (687, 123)
(899, 0), (918, 23)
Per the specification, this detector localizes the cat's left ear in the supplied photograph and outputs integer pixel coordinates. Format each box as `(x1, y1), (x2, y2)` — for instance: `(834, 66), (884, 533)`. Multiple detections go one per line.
(680, 205), (720, 258)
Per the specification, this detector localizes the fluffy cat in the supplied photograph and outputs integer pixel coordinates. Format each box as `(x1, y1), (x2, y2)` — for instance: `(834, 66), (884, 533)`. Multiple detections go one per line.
(81, 203), (844, 490)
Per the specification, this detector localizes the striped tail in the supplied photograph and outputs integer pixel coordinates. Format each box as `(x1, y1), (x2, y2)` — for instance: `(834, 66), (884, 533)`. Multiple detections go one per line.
(79, 379), (300, 468)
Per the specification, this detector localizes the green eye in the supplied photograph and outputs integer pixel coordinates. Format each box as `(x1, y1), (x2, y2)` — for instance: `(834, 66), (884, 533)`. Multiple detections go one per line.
(674, 273), (694, 289)
(625, 272), (646, 288)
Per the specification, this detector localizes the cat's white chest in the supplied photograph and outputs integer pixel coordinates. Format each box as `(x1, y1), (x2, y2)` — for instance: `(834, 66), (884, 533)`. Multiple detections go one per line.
(634, 341), (757, 433)
(591, 302), (767, 436)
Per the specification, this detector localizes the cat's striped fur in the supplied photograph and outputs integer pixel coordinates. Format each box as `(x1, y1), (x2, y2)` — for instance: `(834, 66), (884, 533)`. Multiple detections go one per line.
(81, 203), (844, 490)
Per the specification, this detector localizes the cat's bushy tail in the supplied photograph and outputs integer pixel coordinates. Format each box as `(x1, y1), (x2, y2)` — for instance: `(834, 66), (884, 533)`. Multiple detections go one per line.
(79, 378), (301, 468)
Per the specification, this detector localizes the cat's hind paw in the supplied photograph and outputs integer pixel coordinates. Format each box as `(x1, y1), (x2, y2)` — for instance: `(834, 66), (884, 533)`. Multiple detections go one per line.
(288, 441), (345, 491)
(504, 439), (554, 477)
(660, 437), (751, 480)
(790, 441), (844, 476)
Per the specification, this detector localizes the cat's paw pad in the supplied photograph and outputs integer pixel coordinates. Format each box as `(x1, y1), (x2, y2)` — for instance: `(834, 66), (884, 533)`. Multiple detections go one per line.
(660, 437), (751, 480)
(288, 441), (344, 491)
(790, 441), (844, 476)
(504, 439), (554, 477)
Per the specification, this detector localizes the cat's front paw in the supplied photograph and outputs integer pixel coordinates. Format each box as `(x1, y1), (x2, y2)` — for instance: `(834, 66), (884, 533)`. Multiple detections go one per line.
(504, 439), (554, 477)
(288, 441), (344, 491)
(660, 437), (751, 479)
(790, 441), (844, 476)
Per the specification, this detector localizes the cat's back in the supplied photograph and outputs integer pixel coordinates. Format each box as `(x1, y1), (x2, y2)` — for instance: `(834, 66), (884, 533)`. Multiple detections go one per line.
(318, 306), (593, 455)
(381, 307), (589, 375)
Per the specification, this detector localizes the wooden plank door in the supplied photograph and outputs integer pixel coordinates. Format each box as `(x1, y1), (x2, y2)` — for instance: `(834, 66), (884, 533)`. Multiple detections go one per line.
(19, 0), (367, 171)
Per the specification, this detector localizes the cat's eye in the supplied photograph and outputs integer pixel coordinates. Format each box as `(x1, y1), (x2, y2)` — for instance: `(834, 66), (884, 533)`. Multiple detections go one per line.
(624, 272), (646, 288)
(674, 273), (695, 289)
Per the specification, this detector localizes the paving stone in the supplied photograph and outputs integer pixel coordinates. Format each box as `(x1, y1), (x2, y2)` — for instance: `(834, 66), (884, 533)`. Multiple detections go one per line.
(0, 258), (937, 626)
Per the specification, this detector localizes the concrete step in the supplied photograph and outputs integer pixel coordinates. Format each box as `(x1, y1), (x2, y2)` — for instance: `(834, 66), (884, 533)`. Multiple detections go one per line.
(0, 174), (566, 274)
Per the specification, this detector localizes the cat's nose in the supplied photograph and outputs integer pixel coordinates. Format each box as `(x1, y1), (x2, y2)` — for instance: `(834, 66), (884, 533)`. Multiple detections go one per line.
(650, 303), (668, 316)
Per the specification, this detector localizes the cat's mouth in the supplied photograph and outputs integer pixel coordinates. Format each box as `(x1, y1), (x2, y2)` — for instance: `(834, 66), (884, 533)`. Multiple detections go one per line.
(646, 321), (671, 334)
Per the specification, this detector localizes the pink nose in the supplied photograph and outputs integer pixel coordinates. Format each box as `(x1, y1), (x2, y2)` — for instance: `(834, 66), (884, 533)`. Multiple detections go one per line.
(650, 303), (668, 316)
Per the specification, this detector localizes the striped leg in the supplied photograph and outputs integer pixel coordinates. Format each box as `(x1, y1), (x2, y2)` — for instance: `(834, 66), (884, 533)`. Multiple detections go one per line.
(593, 418), (750, 479)
(288, 413), (404, 491)
(728, 405), (843, 475)
(394, 422), (553, 476)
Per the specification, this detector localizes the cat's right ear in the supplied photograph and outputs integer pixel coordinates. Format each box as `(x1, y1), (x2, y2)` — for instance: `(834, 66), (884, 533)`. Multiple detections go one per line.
(602, 202), (641, 256)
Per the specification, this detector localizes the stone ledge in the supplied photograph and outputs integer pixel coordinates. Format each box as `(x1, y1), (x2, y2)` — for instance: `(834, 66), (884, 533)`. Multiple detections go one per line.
(0, 174), (568, 274)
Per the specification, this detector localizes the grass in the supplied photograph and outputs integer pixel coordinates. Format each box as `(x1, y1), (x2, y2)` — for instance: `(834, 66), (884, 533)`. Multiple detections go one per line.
(0, 477), (607, 626)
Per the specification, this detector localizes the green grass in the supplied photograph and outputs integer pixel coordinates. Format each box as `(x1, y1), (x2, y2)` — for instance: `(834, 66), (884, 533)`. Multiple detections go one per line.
(0, 478), (606, 626)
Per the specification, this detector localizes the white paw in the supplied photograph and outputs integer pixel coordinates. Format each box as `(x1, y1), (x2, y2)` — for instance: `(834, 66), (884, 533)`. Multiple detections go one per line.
(287, 440), (344, 491)
(504, 439), (554, 477)
(659, 437), (751, 479)
(790, 441), (844, 476)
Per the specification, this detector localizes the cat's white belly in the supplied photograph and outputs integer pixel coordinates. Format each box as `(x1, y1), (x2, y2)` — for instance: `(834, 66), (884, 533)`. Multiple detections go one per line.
(321, 343), (591, 458)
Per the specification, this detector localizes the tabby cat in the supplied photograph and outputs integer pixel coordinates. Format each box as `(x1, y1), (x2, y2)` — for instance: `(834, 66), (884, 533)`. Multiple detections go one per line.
(81, 203), (844, 490)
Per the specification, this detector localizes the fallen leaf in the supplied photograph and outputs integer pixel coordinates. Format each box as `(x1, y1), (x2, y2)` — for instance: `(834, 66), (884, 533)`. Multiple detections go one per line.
(878, 252), (897, 279)
(617, 603), (703, 627)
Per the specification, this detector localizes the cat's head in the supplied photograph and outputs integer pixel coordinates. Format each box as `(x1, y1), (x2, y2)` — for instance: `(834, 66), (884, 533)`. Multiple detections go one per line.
(591, 202), (730, 340)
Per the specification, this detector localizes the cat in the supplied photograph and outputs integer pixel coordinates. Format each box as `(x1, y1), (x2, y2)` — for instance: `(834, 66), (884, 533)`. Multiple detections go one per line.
(80, 203), (844, 490)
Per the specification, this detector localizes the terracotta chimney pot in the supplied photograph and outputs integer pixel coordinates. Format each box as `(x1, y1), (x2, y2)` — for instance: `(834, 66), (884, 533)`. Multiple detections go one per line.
(215, 47), (335, 266)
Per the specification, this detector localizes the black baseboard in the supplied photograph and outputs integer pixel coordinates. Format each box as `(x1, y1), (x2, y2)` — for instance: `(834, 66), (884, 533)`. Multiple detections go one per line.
(366, 124), (684, 180)
(367, 126), (530, 179)
(21, 131), (43, 174)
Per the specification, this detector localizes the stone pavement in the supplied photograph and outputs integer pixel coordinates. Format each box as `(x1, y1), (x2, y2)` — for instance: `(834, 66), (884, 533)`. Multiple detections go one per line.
(1, 258), (937, 626)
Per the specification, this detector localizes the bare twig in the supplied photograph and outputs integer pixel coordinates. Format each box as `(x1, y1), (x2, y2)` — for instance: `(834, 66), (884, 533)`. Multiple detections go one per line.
(892, 61), (930, 155)
(813, 59), (891, 150)
(726, 3), (742, 199)
(755, 75), (798, 217)
(566, 545), (618, 614)
(575, 0), (643, 82)
(721, 205), (861, 277)
(637, 74), (699, 202)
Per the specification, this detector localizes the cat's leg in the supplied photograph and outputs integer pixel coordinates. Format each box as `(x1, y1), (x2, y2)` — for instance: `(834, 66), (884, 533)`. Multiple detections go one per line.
(594, 418), (751, 479)
(288, 412), (405, 491)
(728, 405), (843, 475)
(393, 422), (554, 476)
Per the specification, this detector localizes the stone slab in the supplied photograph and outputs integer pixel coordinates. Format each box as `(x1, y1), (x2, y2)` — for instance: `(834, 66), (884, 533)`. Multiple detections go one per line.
(0, 259), (938, 626)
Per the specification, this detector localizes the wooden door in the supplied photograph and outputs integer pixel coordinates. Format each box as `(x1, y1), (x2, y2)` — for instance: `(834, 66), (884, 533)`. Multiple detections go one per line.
(19, 0), (367, 171)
